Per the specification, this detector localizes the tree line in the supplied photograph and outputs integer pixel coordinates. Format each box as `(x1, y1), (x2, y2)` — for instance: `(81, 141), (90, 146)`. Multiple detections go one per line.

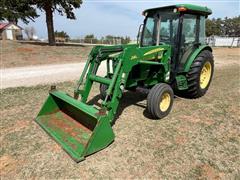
(83, 34), (131, 44)
(206, 16), (240, 37)
(52, 31), (131, 44)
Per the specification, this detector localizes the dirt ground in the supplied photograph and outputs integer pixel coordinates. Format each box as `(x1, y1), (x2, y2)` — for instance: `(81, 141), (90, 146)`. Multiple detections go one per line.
(0, 41), (92, 68)
(212, 47), (240, 68)
(0, 47), (240, 179)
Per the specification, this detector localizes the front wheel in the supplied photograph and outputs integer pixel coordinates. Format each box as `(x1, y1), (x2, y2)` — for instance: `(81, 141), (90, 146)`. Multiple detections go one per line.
(147, 83), (174, 119)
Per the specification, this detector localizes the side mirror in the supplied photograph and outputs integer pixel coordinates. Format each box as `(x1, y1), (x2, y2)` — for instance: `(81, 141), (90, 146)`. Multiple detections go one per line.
(137, 24), (144, 45)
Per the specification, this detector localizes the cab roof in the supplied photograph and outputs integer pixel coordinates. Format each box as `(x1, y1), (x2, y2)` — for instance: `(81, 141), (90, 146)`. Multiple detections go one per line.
(143, 4), (212, 16)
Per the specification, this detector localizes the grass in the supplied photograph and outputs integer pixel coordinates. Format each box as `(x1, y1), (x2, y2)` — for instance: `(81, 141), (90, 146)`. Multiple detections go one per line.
(1, 65), (240, 179)
(0, 41), (92, 68)
(1, 41), (240, 69)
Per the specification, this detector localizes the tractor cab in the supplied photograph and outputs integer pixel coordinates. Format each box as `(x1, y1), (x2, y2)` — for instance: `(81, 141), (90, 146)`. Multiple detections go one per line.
(140, 4), (212, 71)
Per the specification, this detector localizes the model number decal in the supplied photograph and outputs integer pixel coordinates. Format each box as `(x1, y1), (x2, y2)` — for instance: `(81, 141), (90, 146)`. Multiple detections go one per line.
(144, 48), (164, 56)
(130, 55), (138, 60)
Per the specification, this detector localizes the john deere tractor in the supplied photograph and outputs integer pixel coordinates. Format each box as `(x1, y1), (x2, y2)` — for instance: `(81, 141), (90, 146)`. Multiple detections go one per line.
(36, 4), (214, 162)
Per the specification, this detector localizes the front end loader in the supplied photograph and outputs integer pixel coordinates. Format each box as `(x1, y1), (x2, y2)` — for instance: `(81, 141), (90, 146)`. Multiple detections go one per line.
(36, 4), (214, 162)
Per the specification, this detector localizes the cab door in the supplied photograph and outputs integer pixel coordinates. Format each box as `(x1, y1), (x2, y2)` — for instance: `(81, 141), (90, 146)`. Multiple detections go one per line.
(178, 14), (198, 70)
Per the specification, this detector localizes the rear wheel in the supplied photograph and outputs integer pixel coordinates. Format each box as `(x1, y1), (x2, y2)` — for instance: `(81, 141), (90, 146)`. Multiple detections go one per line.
(182, 50), (214, 98)
(147, 83), (174, 119)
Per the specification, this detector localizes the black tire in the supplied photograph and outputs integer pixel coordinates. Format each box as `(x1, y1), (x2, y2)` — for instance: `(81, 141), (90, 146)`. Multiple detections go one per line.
(183, 50), (214, 99)
(99, 84), (108, 100)
(147, 83), (174, 119)
(126, 86), (137, 92)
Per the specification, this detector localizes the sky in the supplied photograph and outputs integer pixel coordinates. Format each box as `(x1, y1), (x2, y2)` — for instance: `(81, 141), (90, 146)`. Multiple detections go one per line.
(19, 0), (240, 39)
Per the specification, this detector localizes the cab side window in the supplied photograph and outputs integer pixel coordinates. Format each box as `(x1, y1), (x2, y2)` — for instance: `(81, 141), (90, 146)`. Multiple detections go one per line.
(182, 14), (197, 45)
(199, 16), (206, 44)
(178, 14), (198, 70)
(142, 17), (157, 46)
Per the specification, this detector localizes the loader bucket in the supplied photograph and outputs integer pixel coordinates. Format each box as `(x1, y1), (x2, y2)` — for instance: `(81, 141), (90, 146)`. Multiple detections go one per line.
(35, 90), (114, 162)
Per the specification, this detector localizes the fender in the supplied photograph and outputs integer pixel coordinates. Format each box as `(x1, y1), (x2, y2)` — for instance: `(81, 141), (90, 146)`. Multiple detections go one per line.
(183, 45), (212, 72)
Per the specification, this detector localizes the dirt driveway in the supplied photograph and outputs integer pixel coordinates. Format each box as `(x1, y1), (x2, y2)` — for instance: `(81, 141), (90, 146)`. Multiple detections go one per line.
(1, 62), (106, 89)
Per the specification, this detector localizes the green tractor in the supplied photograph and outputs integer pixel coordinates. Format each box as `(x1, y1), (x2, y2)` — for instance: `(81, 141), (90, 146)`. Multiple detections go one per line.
(36, 4), (214, 162)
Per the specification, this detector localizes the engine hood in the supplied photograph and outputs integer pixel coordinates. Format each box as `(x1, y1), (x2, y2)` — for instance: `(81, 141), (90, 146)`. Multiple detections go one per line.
(96, 44), (171, 62)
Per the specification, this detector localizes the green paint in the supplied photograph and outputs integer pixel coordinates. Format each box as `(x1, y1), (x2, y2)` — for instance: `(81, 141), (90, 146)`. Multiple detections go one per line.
(183, 45), (212, 72)
(36, 91), (114, 162)
(144, 4), (212, 16)
(175, 4), (212, 15)
(176, 75), (188, 90)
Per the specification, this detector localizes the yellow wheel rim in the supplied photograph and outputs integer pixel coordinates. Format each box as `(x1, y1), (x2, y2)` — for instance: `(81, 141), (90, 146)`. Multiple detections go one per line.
(159, 92), (171, 112)
(200, 62), (212, 89)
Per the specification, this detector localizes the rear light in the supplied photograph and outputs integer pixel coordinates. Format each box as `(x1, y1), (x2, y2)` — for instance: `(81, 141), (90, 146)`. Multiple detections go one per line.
(178, 7), (187, 12)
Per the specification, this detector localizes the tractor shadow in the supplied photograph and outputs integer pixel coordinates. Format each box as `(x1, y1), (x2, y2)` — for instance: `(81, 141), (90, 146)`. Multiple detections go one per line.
(87, 90), (153, 125)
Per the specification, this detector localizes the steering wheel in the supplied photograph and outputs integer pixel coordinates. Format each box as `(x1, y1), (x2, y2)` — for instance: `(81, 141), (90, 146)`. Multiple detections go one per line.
(160, 35), (170, 41)
(159, 42), (166, 45)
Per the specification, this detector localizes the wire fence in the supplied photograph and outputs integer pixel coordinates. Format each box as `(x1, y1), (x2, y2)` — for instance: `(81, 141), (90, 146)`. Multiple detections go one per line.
(69, 38), (131, 45)
(33, 36), (240, 47)
(71, 37), (240, 47)
(206, 36), (240, 47)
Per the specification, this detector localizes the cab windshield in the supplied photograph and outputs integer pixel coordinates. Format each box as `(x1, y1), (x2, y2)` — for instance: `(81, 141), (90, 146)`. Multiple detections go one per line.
(141, 12), (179, 47)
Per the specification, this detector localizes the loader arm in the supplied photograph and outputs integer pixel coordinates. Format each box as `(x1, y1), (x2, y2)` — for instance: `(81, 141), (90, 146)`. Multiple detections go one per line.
(75, 46), (134, 124)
